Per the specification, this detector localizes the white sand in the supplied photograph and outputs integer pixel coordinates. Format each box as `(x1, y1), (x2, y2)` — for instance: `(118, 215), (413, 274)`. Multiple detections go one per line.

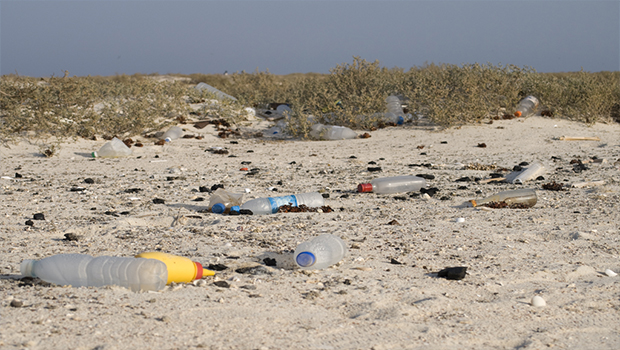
(1, 115), (619, 350)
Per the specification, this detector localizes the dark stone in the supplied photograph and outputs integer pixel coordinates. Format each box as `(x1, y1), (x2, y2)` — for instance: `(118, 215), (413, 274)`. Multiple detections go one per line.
(417, 174), (435, 180)
(124, 188), (142, 193)
(152, 198), (165, 204)
(239, 209), (253, 215)
(10, 300), (23, 308)
(241, 161), (252, 165)
(519, 161), (529, 166)
(263, 258), (277, 267)
(420, 187), (439, 197)
(84, 178), (95, 184)
(198, 186), (210, 193)
(349, 155), (357, 159)
(368, 161), (377, 165)
(235, 266), (273, 275)
(213, 281), (230, 288)
(440, 141), (448, 144)
(64, 233), (81, 241)
(194, 197), (205, 202)
(321, 193), (329, 198)
(367, 167), (382, 172)
(33, 213), (45, 220)
(211, 184), (224, 191)
(455, 177), (471, 182)
(15, 173), (23, 178)
(437, 266), (467, 280)
(390, 258), (403, 265)
(25, 220), (34, 226)
(207, 264), (229, 271)
(70, 187), (86, 192)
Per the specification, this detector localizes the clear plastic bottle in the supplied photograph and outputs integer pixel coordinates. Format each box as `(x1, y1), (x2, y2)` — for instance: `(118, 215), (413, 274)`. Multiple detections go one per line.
(470, 188), (537, 208)
(310, 123), (357, 140)
(512, 162), (545, 184)
(161, 126), (184, 142)
(240, 192), (324, 215)
(385, 95), (405, 125)
(20, 254), (168, 291)
(358, 175), (426, 194)
(92, 137), (132, 158)
(514, 96), (540, 117)
(294, 234), (347, 270)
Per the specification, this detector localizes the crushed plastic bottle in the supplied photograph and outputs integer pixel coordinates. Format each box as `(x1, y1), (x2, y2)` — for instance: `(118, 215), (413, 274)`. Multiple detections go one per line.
(470, 188), (537, 208)
(514, 96), (540, 117)
(21, 254), (168, 291)
(385, 95), (405, 125)
(208, 188), (245, 212)
(511, 162), (546, 184)
(92, 137), (132, 158)
(195, 82), (237, 101)
(309, 123), (357, 140)
(294, 234), (347, 270)
(240, 192), (324, 215)
(161, 126), (184, 142)
(358, 175), (426, 194)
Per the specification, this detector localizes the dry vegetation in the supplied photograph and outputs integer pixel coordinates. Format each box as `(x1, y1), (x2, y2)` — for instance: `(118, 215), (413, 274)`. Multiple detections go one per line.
(2, 57), (618, 143)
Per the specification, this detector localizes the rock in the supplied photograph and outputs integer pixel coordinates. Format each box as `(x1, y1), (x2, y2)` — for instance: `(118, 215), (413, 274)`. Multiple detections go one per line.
(531, 296), (546, 307)
(605, 269), (617, 277)
(437, 266), (467, 280)
(33, 213), (45, 220)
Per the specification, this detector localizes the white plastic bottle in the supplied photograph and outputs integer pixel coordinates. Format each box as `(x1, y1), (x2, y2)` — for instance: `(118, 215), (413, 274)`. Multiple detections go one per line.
(240, 192), (324, 215)
(512, 161), (545, 184)
(385, 95), (405, 125)
(161, 126), (184, 142)
(20, 254), (168, 291)
(92, 137), (132, 158)
(310, 123), (357, 140)
(294, 234), (347, 270)
(357, 175), (426, 194)
(514, 96), (540, 117)
(470, 188), (537, 208)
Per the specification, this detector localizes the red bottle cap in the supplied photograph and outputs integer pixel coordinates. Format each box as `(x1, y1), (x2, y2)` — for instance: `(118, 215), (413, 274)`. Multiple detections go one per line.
(357, 183), (373, 193)
(514, 111), (522, 117)
(194, 262), (203, 280)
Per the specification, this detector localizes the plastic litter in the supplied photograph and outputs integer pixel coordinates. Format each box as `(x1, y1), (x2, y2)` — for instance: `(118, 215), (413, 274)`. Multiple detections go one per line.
(92, 137), (132, 158)
(240, 192), (324, 215)
(470, 189), (537, 208)
(514, 95), (539, 117)
(135, 252), (214, 284)
(510, 161), (546, 184)
(208, 188), (245, 212)
(160, 126), (184, 142)
(294, 234), (347, 270)
(21, 254), (168, 291)
(194, 82), (237, 101)
(309, 123), (357, 140)
(358, 175), (426, 194)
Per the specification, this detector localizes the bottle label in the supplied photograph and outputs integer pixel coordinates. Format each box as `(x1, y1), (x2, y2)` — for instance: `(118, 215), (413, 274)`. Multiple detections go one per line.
(268, 195), (297, 213)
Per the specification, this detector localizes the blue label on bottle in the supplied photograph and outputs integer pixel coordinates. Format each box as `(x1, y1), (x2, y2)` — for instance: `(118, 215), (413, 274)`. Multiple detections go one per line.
(268, 195), (297, 213)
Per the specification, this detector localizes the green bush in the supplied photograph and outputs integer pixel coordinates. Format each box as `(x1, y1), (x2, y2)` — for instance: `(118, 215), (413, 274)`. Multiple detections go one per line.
(1, 59), (618, 143)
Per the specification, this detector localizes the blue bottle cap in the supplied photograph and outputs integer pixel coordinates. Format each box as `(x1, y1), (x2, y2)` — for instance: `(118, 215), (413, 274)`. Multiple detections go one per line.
(397, 116), (404, 125)
(296, 252), (316, 267)
(212, 203), (226, 214)
(230, 206), (240, 212)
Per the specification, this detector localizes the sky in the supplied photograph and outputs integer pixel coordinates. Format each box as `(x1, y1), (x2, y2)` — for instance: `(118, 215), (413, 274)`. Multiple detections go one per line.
(1, 0), (619, 77)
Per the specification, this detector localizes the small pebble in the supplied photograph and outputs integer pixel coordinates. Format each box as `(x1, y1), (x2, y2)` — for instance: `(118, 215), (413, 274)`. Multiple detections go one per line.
(455, 217), (465, 223)
(605, 269), (617, 277)
(531, 295), (546, 307)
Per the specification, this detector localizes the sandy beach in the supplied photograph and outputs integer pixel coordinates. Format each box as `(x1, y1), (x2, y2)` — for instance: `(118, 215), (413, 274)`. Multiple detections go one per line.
(1, 114), (619, 350)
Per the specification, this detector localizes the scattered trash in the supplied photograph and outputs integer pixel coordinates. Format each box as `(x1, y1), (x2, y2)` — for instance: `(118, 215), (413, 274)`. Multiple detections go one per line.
(135, 252), (214, 284)
(437, 266), (467, 280)
(531, 295), (546, 307)
(605, 269), (617, 277)
(384, 95), (406, 125)
(558, 136), (601, 141)
(509, 161), (546, 184)
(208, 188), (245, 213)
(514, 95), (539, 117)
(455, 217), (465, 223)
(20, 254), (168, 291)
(160, 126), (184, 142)
(194, 82), (237, 101)
(277, 204), (333, 213)
(294, 234), (347, 270)
(470, 189), (537, 208)
(571, 180), (605, 188)
(358, 175), (426, 194)
(309, 123), (357, 140)
(92, 137), (132, 158)
(240, 192), (324, 215)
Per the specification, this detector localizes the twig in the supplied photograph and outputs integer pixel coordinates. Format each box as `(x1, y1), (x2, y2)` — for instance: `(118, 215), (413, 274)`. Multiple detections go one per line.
(559, 136), (601, 141)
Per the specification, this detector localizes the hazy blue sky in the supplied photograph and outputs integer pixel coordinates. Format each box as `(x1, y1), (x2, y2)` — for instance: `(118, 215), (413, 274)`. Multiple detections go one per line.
(2, 1), (619, 77)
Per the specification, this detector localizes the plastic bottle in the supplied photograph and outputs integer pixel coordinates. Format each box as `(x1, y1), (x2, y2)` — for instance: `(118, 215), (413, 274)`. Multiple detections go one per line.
(470, 188), (537, 208)
(92, 137), (132, 158)
(310, 123), (357, 140)
(385, 95), (405, 125)
(161, 126), (184, 142)
(358, 175), (426, 194)
(514, 96), (540, 117)
(20, 254), (168, 291)
(208, 188), (245, 212)
(135, 252), (214, 284)
(511, 162), (545, 184)
(294, 234), (347, 270)
(240, 192), (324, 215)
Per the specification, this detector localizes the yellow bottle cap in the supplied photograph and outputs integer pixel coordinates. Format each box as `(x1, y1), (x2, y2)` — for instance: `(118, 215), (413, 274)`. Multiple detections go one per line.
(136, 252), (214, 284)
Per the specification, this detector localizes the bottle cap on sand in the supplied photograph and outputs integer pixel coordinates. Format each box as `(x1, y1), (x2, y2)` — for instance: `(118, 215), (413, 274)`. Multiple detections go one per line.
(357, 183), (373, 193)
(135, 252), (214, 284)
(514, 111), (522, 117)
(211, 203), (226, 214)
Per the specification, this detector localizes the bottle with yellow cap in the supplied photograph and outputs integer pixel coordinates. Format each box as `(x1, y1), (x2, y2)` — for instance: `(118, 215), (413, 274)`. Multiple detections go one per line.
(135, 252), (214, 284)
